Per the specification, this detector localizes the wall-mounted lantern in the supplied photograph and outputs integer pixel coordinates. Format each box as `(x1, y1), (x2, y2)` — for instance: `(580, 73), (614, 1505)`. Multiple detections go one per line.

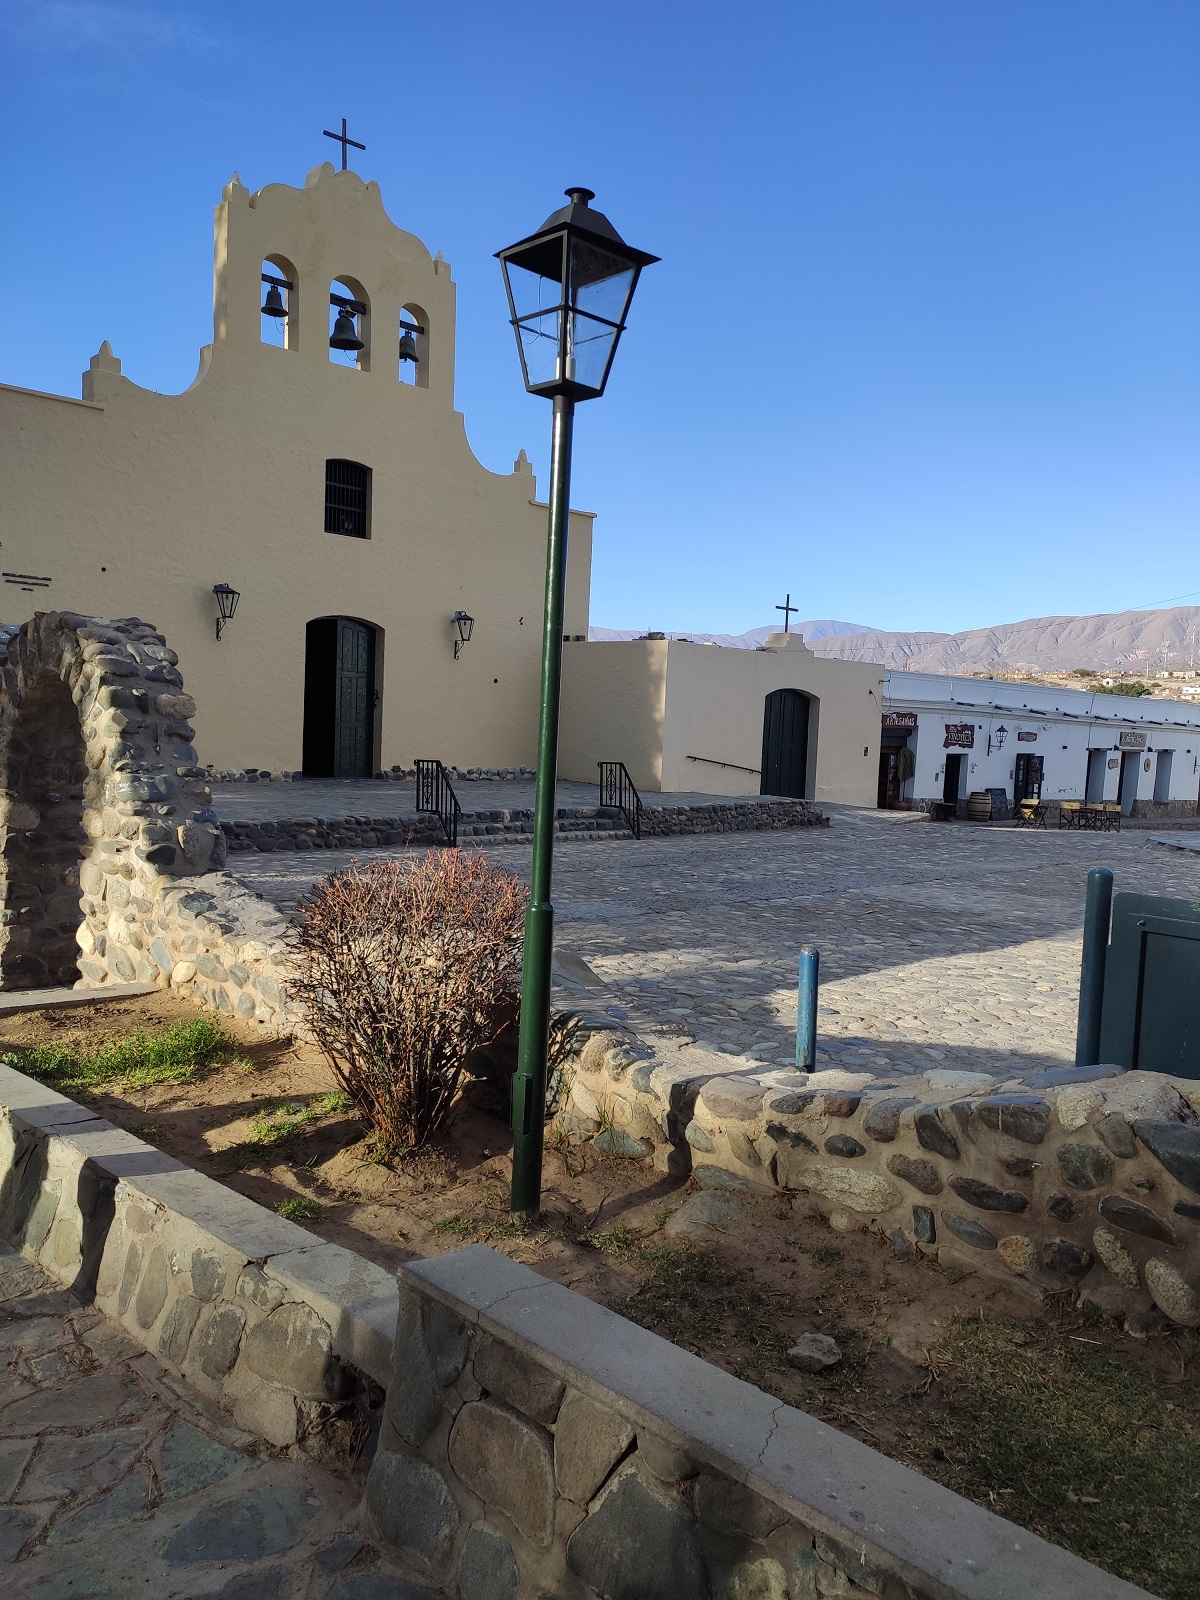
(452, 611), (474, 659)
(987, 723), (1008, 756)
(213, 583), (240, 641)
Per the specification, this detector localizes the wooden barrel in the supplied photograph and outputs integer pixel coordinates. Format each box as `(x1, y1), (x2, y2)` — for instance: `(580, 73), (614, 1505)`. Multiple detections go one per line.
(966, 791), (992, 821)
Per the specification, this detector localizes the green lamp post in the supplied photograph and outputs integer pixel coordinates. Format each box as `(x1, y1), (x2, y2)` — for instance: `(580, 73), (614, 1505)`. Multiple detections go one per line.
(498, 188), (658, 1218)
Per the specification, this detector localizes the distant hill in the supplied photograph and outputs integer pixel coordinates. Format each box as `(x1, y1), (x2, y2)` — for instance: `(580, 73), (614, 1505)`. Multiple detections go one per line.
(588, 620), (879, 648)
(591, 606), (1200, 675)
(810, 606), (1200, 674)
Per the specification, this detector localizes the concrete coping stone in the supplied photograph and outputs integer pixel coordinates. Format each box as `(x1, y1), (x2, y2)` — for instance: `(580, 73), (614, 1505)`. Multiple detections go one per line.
(406, 1246), (1152, 1600)
(0, 1062), (398, 1386)
(0, 982), (158, 1013)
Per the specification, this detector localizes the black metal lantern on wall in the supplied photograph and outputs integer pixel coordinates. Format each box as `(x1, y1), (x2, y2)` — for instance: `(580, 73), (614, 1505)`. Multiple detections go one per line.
(212, 583), (240, 641)
(498, 188), (659, 401)
(452, 611), (474, 659)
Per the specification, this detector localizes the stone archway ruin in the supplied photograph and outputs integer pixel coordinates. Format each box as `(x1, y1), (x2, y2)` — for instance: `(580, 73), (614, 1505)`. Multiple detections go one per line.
(0, 612), (223, 988)
(0, 613), (291, 1027)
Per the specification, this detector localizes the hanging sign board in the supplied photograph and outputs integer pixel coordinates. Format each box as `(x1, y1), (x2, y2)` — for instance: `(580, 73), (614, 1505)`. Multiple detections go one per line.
(943, 723), (975, 749)
(1017, 731), (1037, 742)
(882, 711), (918, 730)
(1118, 731), (1147, 750)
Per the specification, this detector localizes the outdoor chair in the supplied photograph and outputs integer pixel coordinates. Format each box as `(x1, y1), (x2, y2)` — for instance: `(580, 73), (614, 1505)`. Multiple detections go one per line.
(1058, 802), (1083, 830)
(1014, 800), (1046, 829)
(1101, 802), (1122, 833)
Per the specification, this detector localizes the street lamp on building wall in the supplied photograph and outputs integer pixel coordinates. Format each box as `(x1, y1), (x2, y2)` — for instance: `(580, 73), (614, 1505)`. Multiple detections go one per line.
(498, 189), (658, 1218)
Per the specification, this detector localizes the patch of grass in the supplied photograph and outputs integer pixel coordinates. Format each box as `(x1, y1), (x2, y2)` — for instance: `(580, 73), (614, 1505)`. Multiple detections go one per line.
(432, 1184), (546, 1246)
(811, 1243), (842, 1267)
(4, 1016), (244, 1097)
(925, 1316), (1200, 1600)
(246, 1092), (351, 1148)
(586, 1227), (815, 1392)
(274, 1196), (325, 1223)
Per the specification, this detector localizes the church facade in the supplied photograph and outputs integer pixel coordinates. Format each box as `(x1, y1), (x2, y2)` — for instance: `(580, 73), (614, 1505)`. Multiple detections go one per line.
(0, 163), (593, 776)
(1, 162), (882, 805)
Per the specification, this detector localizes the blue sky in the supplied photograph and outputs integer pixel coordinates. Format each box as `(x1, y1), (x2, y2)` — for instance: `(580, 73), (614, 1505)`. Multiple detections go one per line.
(3, 1), (1197, 636)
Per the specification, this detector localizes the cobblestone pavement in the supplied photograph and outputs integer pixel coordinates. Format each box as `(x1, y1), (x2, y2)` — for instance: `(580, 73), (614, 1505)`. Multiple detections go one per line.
(233, 813), (1200, 1081)
(0, 1245), (433, 1599)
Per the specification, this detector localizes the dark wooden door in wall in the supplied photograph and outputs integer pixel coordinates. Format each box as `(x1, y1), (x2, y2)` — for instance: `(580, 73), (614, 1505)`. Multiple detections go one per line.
(761, 689), (809, 798)
(302, 618), (376, 777)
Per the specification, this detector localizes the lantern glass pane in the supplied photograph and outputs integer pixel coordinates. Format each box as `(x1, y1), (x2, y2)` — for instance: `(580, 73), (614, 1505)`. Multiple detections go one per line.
(565, 312), (619, 390)
(569, 240), (636, 326)
(517, 311), (565, 389)
(504, 244), (565, 320)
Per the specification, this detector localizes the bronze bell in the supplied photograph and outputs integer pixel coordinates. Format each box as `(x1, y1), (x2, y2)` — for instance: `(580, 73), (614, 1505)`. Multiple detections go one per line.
(330, 309), (364, 351)
(261, 283), (287, 319)
(398, 328), (419, 364)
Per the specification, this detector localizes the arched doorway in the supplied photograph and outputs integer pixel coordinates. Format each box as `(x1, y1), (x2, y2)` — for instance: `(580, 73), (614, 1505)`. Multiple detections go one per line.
(761, 689), (810, 798)
(303, 618), (378, 777)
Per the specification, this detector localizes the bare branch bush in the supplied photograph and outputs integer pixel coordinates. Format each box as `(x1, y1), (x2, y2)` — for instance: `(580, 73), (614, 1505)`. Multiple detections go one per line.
(290, 851), (528, 1156)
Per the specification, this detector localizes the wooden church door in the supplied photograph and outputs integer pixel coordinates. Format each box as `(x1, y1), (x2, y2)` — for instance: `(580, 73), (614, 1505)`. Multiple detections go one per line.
(761, 689), (809, 798)
(303, 617), (376, 777)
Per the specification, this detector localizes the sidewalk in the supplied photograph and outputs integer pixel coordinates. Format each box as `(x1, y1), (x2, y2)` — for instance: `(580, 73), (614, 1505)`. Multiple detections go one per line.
(0, 1245), (433, 1599)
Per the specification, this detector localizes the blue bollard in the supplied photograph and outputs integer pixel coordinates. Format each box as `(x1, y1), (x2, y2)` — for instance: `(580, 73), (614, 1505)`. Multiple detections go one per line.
(796, 944), (819, 1070)
(1075, 866), (1114, 1067)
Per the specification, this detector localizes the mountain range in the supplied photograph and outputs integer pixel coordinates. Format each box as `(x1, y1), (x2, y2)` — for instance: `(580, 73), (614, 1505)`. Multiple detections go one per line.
(590, 606), (1200, 675)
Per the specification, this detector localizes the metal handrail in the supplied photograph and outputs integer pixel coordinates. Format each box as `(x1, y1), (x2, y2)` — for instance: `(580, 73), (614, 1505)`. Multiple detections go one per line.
(597, 760), (642, 839)
(414, 758), (461, 846)
(686, 754), (762, 776)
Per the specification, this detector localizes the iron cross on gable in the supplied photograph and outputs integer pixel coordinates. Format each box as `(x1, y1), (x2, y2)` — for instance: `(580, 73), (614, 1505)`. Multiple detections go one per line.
(323, 117), (366, 171)
(775, 592), (798, 634)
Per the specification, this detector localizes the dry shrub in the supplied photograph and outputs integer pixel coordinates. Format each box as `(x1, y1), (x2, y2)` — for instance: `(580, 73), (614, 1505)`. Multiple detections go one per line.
(291, 851), (527, 1156)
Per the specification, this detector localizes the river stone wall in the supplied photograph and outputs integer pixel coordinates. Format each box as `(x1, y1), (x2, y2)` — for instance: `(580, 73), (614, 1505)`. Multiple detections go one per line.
(560, 1036), (1200, 1330)
(365, 1244), (1151, 1600)
(639, 798), (828, 837)
(0, 1060), (396, 1454)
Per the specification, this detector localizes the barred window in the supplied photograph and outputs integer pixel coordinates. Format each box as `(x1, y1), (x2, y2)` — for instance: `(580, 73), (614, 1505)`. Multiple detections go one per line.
(324, 459), (371, 539)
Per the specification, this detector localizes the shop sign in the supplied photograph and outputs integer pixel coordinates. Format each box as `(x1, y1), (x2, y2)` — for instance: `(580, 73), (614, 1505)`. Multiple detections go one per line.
(882, 711), (918, 730)
(1118, 731), (1147, 750)
(943, 723), (975, 749)
(1017, 731), (1037, 742)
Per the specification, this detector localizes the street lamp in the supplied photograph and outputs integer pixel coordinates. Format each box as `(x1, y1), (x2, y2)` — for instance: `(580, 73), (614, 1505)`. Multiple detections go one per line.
(498, 188), (658, 1218)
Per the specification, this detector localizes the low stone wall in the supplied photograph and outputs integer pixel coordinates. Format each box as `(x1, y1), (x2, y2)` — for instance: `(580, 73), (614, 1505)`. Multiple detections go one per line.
(221, 815), (444, 853)
(639, 798), (828, 836)
(365, 1244), (1151, 1600)
(561, 1036), (1200, 1329)
(0, 1061), (396, 1454)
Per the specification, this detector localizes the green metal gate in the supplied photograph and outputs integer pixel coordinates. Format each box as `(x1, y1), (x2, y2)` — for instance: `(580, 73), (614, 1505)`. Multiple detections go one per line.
(1097, 892), (1200, 1078)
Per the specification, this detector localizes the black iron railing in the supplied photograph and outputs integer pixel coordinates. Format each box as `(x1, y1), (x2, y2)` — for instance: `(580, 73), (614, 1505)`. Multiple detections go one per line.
(598, 760), (642, 839)
(414, 758), (461, 846)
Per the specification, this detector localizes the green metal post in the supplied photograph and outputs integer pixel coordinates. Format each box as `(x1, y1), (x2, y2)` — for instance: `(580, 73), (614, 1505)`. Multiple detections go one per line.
(511, 394), (575, 1217)
(1075, 865), (1114, 1067)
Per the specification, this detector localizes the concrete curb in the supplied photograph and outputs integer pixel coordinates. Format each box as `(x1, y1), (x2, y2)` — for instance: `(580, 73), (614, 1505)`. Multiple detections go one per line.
(0, 1061), (397, 1451)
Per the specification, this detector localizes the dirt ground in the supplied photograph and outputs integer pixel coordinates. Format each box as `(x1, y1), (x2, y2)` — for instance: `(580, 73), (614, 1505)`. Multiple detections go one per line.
(4, 992), (1199, 1598)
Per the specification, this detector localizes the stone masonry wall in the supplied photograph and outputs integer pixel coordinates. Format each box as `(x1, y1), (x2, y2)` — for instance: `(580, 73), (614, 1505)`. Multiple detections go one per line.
(365, 1244), (1150, 1600)
(0, 1061), (397, 1453)
(639, 798), (828, 837)
(560, 1034), (1200, 1332)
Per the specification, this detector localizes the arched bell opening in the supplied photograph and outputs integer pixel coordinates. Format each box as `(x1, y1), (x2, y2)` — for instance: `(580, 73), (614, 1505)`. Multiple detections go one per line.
(329, 275), (371, 370)
(398, 301), (429, 387)
(261, 254), (298, 349)
(0, 669), (88, 989)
